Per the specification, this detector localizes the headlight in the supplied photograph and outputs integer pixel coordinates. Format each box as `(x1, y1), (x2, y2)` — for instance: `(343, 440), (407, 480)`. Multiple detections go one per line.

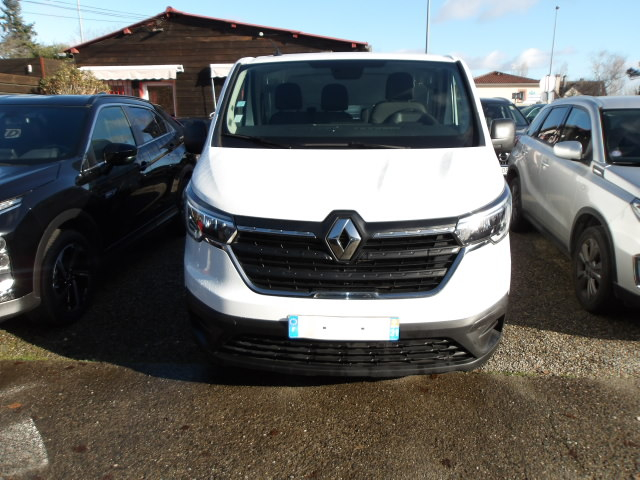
(632, 198), (640, 221)
(455, 186), (512, 246)
(185, 185), (237, 245)
(0, 196), (21, 214)
(0, 236), (15, 302)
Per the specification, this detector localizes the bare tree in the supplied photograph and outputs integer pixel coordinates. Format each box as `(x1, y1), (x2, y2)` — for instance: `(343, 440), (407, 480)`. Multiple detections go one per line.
(590, 50), (627, 95)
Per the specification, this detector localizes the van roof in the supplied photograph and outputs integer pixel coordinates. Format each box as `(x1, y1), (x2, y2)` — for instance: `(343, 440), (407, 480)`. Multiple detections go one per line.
(236, 51), (461, 66)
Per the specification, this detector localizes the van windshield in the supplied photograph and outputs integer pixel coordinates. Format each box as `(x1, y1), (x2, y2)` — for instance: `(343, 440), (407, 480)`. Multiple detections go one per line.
(218, 59), (480, 149)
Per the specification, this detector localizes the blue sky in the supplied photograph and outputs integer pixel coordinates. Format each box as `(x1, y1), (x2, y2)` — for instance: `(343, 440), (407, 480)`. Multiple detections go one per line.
(20, 0), (638, 85)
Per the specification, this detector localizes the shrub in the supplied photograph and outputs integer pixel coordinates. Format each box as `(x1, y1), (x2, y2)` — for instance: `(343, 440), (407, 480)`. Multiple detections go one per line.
(40, 62), (108, 94)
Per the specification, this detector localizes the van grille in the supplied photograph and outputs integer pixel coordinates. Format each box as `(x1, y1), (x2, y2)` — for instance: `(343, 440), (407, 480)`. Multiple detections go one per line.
(230, 228), (461, 296)
(220, 335), (474, 368)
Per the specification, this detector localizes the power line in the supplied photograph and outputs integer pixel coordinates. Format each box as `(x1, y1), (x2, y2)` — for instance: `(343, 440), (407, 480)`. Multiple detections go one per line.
(22, 0), (149, 21)
(23, 10), (142, 23)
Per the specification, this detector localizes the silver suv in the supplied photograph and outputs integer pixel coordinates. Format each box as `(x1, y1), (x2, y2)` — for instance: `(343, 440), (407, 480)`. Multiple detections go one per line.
(507, 96), (640, 312)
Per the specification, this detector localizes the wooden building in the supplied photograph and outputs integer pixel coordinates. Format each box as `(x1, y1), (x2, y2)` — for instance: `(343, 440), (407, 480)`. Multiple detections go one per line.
(67, 7), (370, 118)
(0, 58), (65, 94)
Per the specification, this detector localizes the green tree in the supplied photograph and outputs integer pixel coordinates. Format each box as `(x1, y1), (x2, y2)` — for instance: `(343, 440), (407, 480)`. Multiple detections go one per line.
(40, 61), (108, 94)
(0, 0), (37, 58)
(32, 43), (69, 59)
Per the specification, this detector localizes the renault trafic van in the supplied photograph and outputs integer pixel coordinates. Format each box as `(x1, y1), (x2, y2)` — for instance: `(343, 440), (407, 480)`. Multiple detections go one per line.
(183, 52), (515, 377)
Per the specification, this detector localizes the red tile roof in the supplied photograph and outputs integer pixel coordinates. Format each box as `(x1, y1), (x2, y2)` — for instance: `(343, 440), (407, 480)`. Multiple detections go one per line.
(474, 71), (539, 85)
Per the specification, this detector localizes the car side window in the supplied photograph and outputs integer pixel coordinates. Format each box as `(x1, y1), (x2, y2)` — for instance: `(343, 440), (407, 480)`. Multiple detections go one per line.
(125, 106), (170, 144)
(525, 107), (548, 136)
(88, 106), (136, 166)
(536, 106), (570, 146)
(561, 107), (591, 158)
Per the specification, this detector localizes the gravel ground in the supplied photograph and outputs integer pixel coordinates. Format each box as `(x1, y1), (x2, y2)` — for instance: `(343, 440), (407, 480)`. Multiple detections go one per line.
(1, 230), (639, 378)
(1, 230), (639, 480)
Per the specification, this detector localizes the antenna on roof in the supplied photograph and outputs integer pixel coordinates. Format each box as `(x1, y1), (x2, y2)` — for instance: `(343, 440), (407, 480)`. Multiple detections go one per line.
(258, 32), (282, 56)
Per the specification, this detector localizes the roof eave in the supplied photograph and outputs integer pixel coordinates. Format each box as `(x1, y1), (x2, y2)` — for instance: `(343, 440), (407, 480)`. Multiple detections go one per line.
(66, 6), (368, 53)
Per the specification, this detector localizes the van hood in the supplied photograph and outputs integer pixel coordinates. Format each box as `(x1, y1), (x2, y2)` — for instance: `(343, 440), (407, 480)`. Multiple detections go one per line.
(0, 163), (60, 201)
(191, 147), (506, 222)
(605, 164), (640, 198)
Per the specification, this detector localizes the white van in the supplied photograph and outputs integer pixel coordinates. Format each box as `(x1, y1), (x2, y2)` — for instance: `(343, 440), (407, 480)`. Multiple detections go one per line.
(183, 52), (515, 377)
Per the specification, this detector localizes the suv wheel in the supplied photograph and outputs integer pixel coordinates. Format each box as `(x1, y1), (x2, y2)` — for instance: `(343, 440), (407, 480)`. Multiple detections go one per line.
(169, 170), (192, 235)
(507, 174), (529, 232)
(573, 226), (613, 313)
(34, 230), (95, 326)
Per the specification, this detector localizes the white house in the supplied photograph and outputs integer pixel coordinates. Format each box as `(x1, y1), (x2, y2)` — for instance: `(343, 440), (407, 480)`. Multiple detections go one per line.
(474, 71), (542, 106)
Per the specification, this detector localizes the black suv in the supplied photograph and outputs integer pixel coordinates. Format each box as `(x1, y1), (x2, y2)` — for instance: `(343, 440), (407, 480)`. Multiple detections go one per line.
(0, 94), (196, 325)
(481, 97), (529, 174)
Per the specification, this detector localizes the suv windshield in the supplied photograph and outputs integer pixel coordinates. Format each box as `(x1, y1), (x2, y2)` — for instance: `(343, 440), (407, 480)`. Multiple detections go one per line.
(482, 101), (528, 130)
(603, 109), (640, 165)
(0, 106), (87, 163)
(218, 59), (479, 149)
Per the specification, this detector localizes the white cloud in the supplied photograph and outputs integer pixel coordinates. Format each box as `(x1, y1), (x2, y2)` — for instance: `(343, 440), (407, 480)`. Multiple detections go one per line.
(456, 50), (507, 71)
(457, 48), (553, 78)
(510, 48), (548, 71)
(436, 0), (540, 22)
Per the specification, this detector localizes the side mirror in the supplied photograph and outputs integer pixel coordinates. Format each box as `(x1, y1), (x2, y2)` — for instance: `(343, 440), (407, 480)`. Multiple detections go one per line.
(553, 140), (583, 160)
(104, 143), (137, 166)
(490, 118), (516, 155)
(184, 119), (209, 154)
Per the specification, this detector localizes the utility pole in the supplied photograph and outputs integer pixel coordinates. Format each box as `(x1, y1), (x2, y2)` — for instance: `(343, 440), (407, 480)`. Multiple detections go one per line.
(547, 6), (559, 102)
(76, 0), (85, 43)
(425, 0), (431, 54)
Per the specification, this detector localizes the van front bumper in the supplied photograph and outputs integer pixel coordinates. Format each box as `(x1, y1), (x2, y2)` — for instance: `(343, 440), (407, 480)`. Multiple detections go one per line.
(187, 291), (507, 378)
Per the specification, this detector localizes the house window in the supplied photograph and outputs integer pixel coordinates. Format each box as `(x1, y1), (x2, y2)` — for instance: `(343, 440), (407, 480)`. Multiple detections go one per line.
(141, 81), (177, 117)
(106, 81), (134, 96)
(518, 89), (527, 103)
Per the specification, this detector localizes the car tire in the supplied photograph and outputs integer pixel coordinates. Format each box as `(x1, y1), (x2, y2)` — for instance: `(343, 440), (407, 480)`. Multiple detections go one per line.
(169, 170), (193, 235)
(572, 226), (613, 313)
(507, 174), (529, 232)
(32, 229), (95, 326)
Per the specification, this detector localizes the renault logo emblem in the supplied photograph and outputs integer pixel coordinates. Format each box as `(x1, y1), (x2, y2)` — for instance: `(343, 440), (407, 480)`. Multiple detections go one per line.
(326, 218), (361, 261)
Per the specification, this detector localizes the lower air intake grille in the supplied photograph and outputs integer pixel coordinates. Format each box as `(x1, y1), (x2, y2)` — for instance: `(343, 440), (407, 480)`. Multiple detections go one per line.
(220, 335), (474, 368)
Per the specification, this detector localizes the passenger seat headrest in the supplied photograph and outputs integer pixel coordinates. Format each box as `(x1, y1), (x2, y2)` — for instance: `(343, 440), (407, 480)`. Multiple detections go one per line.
(386, 72), (414, 101)
(321, 84), (348, 112)
(275, 82), (303, 110)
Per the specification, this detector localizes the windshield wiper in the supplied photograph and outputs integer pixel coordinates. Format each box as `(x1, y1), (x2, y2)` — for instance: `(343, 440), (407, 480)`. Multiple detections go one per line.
(221, 133), (291, 149)
(609, 160), (640, 166)
(347, 142), (409, 149)
(300, 142), (409, 149)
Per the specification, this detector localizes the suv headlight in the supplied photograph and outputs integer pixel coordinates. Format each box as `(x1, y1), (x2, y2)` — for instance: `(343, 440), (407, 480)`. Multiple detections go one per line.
(0, 236), (15, 302)
(632, 198), (640, 222)
(185, 185), (237, 245)
(0, 196), (21, 214)
(455, 186), (512, 246)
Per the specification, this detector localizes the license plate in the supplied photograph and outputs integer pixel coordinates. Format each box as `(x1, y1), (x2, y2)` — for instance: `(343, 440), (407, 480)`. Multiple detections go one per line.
(288, 315), (400, 341)
(501, 166), (508, 175)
